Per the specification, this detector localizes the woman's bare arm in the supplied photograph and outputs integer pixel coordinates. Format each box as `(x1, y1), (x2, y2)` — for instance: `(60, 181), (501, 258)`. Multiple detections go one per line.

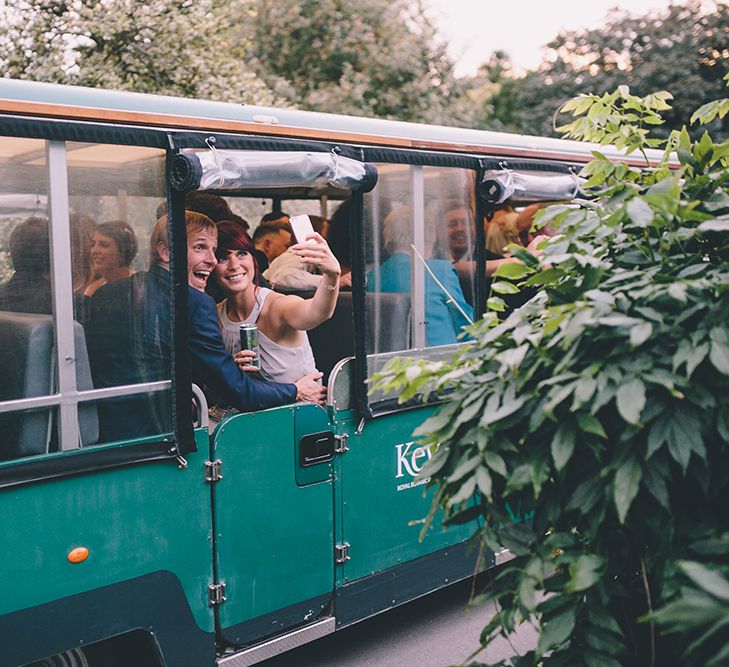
(274, 233), (342, 331)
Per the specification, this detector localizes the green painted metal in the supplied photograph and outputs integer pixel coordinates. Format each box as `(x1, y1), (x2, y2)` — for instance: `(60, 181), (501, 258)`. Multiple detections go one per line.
(294, 404), (334, 486)
(333, 408), (473, 585)
(211, 405), (334, 640)
(0, 427), (215, 632)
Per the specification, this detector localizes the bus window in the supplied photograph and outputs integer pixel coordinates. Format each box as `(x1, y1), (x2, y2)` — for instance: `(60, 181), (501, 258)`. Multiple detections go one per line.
(364, 164), (475, 354)
(0, 137), (173, 461)
(66, 143), (172, 445)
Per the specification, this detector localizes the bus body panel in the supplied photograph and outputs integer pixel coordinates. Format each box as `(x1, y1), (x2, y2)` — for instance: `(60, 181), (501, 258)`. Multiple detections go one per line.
(0, 429), (215, 664)
(0, 78), (666, 166)
(334, 408), (474, 585)
(211, 404), (335, 646)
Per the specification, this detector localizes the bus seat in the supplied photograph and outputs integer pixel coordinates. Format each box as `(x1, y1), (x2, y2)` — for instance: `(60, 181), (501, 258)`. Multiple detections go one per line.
(0, 313), (99, 460)
(307, 291), (412, 382)
(307, 292), (356, 382)
(0, 311), (55, 460)
(366, 292), (411, 355)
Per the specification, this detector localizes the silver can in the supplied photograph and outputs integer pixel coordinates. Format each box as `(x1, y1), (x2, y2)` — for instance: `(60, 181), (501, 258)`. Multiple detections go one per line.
(239, 324), (260, 369)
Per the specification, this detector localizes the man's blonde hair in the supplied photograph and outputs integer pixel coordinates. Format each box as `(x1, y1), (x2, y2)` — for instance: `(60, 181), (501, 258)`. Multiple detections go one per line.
(150, 210), (217, 265)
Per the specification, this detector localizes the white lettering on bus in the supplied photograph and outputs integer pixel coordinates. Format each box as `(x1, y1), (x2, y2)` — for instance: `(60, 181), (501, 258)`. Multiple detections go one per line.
(395, 441), (433, 479)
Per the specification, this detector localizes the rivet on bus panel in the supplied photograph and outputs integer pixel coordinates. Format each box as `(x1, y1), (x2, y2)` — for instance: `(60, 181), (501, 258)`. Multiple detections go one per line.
(67, 547), (89, 563)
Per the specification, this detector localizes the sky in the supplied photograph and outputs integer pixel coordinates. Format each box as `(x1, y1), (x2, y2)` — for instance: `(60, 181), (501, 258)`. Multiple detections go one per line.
(425, 0), (679, 76)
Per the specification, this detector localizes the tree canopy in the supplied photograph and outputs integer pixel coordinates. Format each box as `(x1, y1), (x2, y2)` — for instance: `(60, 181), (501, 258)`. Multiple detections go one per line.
(247, 0), (468, 124)
(475, 1), (729, 140)
(0, 0), (279, 104)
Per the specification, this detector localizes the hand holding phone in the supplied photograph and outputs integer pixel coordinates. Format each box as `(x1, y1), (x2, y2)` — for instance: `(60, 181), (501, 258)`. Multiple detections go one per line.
(289, 214), (317, 244)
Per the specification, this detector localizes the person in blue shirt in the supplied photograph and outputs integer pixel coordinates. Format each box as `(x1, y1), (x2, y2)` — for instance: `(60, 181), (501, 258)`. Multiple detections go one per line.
(367, 205), (473, 347)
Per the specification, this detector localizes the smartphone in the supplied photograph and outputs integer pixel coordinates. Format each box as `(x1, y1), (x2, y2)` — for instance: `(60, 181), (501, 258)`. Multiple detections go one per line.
(289, 214), (317, 244)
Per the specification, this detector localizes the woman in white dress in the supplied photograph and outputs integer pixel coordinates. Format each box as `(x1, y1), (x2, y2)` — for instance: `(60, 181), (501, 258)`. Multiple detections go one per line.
(210, 220), (341, 385)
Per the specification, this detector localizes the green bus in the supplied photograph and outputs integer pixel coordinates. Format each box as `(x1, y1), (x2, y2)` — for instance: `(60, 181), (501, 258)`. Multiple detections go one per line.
(0, 79), (638, 666)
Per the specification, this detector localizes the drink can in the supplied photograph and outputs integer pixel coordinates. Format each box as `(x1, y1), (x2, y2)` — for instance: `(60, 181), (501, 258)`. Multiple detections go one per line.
(239, 324), (260, 369)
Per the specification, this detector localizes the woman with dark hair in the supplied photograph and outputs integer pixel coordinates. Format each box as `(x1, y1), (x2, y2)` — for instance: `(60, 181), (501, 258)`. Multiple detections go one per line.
(210, 220), (340, 384)
(84, 221), (138, 297)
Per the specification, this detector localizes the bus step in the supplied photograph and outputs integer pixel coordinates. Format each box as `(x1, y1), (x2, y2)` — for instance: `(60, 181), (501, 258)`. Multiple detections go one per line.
(217, 616), (335, 666)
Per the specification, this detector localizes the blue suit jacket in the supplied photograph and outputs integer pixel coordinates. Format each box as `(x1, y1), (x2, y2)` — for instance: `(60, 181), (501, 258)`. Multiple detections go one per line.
(187, 286), (297, 411)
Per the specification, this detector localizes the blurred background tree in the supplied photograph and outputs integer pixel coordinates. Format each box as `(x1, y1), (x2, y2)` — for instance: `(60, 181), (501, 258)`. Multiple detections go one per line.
(470, 1), (729, 140)
(247, 0), (470, 125)
(0, 0), (726, 137)
(0, 0), (279, 104)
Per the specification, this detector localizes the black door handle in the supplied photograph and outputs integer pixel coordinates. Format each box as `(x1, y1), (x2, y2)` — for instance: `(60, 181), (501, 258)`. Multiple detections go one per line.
(299, 431), (335, 467)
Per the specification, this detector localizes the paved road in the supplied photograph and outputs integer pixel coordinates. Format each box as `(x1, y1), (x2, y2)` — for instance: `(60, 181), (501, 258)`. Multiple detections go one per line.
(261, 573), (538, 667)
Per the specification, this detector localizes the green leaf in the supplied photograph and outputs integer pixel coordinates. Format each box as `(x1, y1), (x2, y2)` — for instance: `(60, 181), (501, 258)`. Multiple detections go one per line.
(642, 463), (670, 510)
(447, 477), (476, 506)
(566, 554), (604, 592)
(614, 457), (642, 523)
(616, 378), (646, 425)
(709, 338), (729, 376)
(522, 267), (562, 287)
(537, 607), (576, 656)
(567, 478), (603, 513)
(487, 296), (506, 312)
(491, 280), (521, 295)
(630, 321), (653, 348)
(577, 412), (608, 439)
(551, 423), (576, 472)
(626, 197), (654, 227)
(698, 219), (729, 232)
(573, 376), (598, 408)
(518, 577), (538, 612)
(665, 408), (700, 472)
(679, 561), (729, 602)
(448, 455), (481, 483)
(493, 262), (533, 280)
(668, 283), (688, 303)
(673, 341), (708, 378)
(484, 451), (507, 477)
(475, 466), (493, 499)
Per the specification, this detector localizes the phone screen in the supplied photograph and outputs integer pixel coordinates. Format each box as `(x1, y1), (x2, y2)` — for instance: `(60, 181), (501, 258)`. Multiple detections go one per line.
(290, 214), (316, 244)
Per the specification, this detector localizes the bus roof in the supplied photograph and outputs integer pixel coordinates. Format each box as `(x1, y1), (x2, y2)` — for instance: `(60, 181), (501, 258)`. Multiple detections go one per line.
(0, 78), (665, 166)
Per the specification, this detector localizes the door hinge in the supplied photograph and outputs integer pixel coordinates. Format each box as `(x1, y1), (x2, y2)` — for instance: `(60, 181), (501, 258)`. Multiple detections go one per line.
(335, 542), (351, 564)
(334, 434), (349, 454)
(204, 459), (223, 483)
(208, 581), (227, 606)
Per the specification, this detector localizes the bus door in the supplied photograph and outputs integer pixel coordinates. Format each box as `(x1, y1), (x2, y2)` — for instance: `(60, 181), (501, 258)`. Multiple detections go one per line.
(325, 164), (483, 622)
(209, 403), (335, 645)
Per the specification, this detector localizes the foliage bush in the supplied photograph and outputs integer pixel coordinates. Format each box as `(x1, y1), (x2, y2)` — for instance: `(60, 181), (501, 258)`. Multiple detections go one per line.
(373, 85), (729, 666)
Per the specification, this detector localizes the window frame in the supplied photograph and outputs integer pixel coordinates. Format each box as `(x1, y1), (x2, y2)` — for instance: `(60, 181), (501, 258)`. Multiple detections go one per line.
(0, 121), (183, 486)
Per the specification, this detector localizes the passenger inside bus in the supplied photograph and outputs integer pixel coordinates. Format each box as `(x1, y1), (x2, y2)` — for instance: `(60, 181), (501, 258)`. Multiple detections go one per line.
(186, 191), (250, 231)
(367, 205), (473, 347)
(211, 220), (340, 385)
(70, 213), (96, 295)
(83, 221), (138, 297)
(262, 216), (331, 291)
(0, 216), (53, 314)
(445, 204), (474, 263)
(252, 222), (292, 273)
(326, 199), (353, 287)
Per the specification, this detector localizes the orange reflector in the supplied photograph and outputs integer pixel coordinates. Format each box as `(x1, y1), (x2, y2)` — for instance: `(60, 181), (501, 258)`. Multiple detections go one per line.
(67, 547), (89, 563)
